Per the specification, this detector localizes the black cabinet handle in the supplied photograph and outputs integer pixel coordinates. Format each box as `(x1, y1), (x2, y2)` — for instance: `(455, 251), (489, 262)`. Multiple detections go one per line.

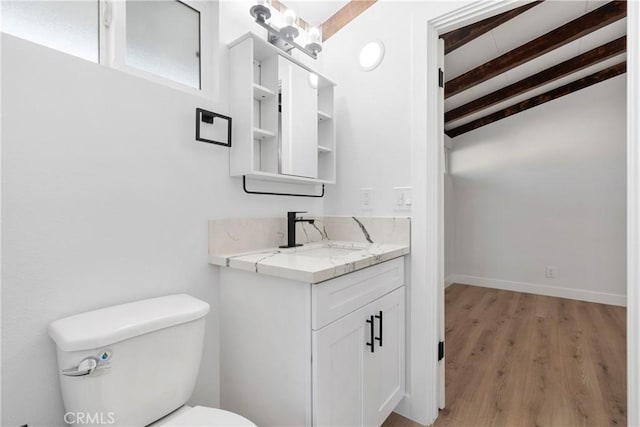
(366, 315), (375, 353)
(375, 310), (383, 347)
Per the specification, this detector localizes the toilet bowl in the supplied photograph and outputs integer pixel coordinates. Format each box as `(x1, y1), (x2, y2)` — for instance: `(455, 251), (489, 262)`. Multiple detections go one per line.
(152, 405), (254, 426)
(48, 294), (256, 427)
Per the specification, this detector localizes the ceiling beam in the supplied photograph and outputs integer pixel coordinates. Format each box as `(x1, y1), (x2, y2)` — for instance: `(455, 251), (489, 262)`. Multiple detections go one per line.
(446, 61), (626, 138)
(445, 36), (627, 123)
(441, 1), (544, 55)
(445, 1), (627, 99)
(321, 0), (377, 42)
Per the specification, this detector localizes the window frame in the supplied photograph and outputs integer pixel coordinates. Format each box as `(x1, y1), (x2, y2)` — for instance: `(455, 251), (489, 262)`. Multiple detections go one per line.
(0, 0), (102, 63)
(99, 0), (217, 97)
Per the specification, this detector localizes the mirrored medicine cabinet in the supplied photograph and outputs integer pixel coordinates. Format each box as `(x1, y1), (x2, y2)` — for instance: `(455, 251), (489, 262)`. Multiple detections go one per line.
(228, 33), (336, 185)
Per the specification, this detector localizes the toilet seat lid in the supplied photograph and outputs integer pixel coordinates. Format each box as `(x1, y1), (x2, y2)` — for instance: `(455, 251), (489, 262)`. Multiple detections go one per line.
(159, 406), (256, 427)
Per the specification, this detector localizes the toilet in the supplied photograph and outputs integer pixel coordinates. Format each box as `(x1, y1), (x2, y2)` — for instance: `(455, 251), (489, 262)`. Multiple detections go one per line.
(48, 294), (255, 427)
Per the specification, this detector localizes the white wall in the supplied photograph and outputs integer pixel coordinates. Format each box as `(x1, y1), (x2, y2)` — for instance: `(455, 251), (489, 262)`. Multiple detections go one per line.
(1, 4), (324, 425)
(448, 75), (627, 305)
(321, 1), (469, 216)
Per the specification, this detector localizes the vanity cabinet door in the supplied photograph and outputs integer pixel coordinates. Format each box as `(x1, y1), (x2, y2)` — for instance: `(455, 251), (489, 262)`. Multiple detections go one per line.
(363, 287), (405, 427)
(312, 287), (405, 427)
(312, 306), (366, 426)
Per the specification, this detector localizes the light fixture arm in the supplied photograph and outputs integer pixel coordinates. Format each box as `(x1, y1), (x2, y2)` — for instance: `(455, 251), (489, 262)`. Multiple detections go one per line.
(251, 13), (322, 60)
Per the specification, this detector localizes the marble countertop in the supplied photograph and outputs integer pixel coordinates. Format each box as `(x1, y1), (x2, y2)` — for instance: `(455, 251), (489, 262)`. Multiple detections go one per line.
(209, 241), (409, 283)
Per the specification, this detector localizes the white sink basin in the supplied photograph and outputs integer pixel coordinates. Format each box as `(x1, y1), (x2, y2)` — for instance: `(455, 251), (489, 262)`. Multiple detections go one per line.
(294, 247), (365, 258)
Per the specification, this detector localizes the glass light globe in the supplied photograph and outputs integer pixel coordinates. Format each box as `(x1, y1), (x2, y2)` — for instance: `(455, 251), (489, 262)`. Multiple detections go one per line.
(359, 41), (385, 71)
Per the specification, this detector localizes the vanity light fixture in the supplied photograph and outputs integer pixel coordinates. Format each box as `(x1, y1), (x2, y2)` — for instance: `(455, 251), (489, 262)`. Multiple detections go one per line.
(249, 0), (323, 60)
(280, 9), (299, 41)
(359, 40), (385, 71)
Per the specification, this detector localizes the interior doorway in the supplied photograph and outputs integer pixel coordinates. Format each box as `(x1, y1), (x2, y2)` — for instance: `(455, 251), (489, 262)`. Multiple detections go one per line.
(416, 0), (639, 425)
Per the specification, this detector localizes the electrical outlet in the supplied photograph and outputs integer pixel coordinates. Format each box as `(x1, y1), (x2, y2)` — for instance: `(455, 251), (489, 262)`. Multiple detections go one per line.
(360, 188), (373, 210)
(394, 187), (412, 211)
(545, 266), (556, 278)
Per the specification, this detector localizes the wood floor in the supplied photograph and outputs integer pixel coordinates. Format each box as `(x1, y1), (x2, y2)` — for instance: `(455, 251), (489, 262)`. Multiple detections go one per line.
(382, 284), (626, 427)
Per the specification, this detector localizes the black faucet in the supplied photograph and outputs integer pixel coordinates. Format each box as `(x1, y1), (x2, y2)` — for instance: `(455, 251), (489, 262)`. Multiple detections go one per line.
(280, 211), (315, 248)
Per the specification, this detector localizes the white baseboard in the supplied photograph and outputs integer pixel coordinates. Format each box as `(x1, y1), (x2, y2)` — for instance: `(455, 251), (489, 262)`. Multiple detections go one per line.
(448, 274), (626, 307)
(444, 275), (456, 288)
(393, 394), (412, 423)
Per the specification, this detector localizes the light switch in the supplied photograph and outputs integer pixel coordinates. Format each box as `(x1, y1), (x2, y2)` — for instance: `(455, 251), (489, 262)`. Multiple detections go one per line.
(394, 187), (412, 211)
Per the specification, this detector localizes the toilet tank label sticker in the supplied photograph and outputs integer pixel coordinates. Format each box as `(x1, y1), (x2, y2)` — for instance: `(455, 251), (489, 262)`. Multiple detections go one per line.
(97, 349), (112, 368)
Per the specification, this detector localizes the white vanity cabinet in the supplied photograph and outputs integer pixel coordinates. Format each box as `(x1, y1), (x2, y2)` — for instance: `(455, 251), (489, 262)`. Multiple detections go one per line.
(228, 33), (336, 185)
(219, 258), (406, 427)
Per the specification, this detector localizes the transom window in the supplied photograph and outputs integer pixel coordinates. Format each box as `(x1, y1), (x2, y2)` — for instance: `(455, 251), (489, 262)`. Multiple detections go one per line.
(1, 0), (214, 94)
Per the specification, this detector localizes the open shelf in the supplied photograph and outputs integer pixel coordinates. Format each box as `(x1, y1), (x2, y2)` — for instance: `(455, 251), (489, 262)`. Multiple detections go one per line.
(318, 145), (333, 153)
(318, 110), (332, 121)
(253, 83), (276, 100)
(253, 128), (276, 140)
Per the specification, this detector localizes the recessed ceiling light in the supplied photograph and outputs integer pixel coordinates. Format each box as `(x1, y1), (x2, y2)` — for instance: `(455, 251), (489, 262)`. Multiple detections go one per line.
(359, 41), (384, 71)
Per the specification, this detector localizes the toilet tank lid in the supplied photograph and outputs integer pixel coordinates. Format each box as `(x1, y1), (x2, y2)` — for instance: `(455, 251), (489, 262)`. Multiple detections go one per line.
(48, 294), (210, 352)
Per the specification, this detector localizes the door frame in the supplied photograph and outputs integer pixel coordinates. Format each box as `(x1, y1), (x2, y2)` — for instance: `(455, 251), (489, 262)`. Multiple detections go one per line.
(413, 1), (640, 425)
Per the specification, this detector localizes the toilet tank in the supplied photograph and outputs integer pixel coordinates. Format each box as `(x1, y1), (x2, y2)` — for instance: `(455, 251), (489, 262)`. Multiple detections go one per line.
(48, 294), (210, 427)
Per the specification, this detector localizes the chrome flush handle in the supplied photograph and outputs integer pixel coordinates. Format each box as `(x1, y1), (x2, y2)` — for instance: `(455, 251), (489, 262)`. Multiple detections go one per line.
(62, 356), (99, 377)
